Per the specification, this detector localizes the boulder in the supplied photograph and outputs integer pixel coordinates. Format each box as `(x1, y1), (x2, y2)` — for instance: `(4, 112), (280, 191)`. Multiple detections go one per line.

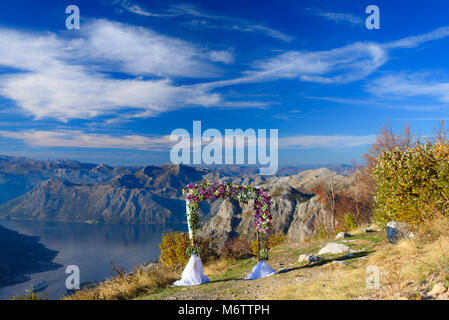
(298, 254), (323, 263)
(336, 232), (351, 239)
(386, 221), (414, 243)
(317, 242), (351, 255)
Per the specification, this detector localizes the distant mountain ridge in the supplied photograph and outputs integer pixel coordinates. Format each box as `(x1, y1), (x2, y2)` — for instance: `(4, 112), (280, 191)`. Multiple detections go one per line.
(0, 155), (137, 204)
(0, 155), (361, 240)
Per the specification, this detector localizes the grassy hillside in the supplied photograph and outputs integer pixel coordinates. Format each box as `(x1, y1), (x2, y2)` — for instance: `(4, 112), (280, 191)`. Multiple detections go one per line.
(65, 218), (449, 300)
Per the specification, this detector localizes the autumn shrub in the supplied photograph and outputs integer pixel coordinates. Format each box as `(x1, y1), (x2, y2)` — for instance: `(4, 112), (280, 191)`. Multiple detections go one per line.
(344, 212), (357, 231)
(372, 141), (449, 225)
(159, 231), (190, 270)
(159, 231), (218, 270)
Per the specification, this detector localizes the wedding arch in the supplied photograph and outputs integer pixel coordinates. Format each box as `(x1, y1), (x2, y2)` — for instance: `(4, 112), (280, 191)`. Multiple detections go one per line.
(174, 180), (276, 286)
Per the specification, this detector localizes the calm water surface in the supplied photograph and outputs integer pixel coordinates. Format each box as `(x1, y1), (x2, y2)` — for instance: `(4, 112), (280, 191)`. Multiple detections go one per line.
(0, 219), (186, 300)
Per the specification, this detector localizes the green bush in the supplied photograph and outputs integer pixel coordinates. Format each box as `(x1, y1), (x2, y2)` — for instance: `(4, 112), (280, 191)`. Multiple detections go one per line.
(344, 212), (357, 231)
(372, 141), (449, 225)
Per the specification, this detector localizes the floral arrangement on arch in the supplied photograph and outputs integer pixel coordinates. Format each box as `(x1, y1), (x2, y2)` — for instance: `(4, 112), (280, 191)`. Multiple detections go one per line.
(183, 180), (273, 260)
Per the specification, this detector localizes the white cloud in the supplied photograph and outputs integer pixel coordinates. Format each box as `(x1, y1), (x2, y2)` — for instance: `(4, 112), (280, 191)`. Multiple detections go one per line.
(383, 26), (449, 49)
(0, 68), (222, 120)
(202, 42), (388, 88)
(366, 73), (449, 103)
(203, 25), (449, 88)
(0, 129), (376, 151)
(112, 1), (293, 42)
(306, 8), (363, 26)
(75, 20), (220, 78)
(227, 24), (293, 43)
(279, 135), (376, 149)
(0, 130), (171, 151)
(0, 20), (259, 121)
(250, 42), (387, 83)
(207, 50), (235, 64)
(113, 0), (175, 17)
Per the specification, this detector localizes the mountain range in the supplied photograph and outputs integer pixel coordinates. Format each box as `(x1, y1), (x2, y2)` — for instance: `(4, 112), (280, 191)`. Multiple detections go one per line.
(0, 155), (363, 241)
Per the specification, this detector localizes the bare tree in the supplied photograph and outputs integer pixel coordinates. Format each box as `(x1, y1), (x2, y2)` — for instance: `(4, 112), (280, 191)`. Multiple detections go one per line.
(434, 120), (448, 143)
(327, 175), (336, 231)
(363, 122), (413, 168)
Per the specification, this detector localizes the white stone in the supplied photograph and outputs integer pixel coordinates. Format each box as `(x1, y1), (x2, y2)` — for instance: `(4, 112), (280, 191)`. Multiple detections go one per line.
(317, 242), (351, 255)
(336, 232), (352, 239)
(298, 254), (323, 263)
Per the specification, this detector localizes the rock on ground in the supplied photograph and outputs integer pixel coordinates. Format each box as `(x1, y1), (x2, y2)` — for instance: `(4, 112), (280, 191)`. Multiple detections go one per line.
(298, 254), (323, 263)
(317, 242), (351, 255)
(336, 232), (351, 239)
(386, 221), (414, 243)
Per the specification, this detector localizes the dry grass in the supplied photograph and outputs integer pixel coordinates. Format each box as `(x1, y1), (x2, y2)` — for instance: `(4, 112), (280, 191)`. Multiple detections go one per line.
(266, 218), (449, 300)
(64, 265), (178, 300)
(203, 257), (236, 275)
(364, 218), (449, 299)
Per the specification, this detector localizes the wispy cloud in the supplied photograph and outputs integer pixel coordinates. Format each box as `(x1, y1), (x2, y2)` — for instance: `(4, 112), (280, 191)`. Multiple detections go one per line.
(111, 1), (293, 42)
(0, 130), (172, 151)
(383, 26), (449, 49)
(201, 25), (449, 89)
(366, 73), (449, 103)
(279, 135), (376, 149)
(200, 42), (388, 87)
(306, 8), (364, 26)
(0, 129), (375, 152)
(111, 0), (176, 17)
(0, 20), (262, 121)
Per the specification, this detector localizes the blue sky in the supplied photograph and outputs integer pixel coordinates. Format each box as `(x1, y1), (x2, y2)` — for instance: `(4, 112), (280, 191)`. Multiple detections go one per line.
(0, 0), (449, 167)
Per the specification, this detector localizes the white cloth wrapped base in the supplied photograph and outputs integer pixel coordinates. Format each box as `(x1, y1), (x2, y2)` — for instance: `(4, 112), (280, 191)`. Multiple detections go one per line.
(245, 260), (276, 280)
(173, 254), (210, 286)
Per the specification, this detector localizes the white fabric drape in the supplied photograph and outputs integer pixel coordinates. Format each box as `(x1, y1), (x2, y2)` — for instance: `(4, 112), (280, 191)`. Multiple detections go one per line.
(173, 254), (210, 286)
(173, 199), (210, 286)
(245, 260), (276, 280)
